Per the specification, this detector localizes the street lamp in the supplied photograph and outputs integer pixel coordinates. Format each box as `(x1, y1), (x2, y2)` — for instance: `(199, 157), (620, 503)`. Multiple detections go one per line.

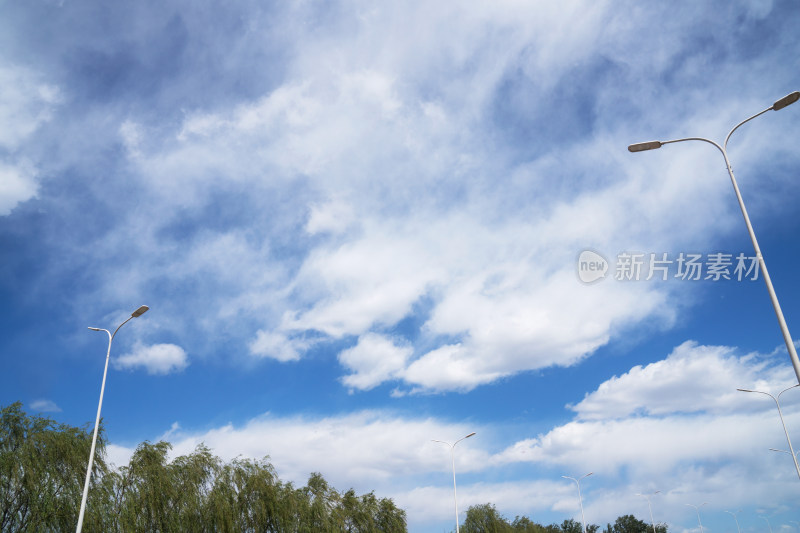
(432, 432), (475, 533)
(725, 509), (742, 533)
(636, 491), (660, 533)
(737, 384), (800, 480)
(628, 91), (800, 385)
(685, 503), (707, 533)
(563, 472), (593, 533)
(761, 516), (774, 533)
(76, 305), (149, 533)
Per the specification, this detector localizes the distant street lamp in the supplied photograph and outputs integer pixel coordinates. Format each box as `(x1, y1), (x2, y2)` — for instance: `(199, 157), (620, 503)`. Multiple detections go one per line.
(563, 472), (593, 533)
(628, 91), (800, 385)
(737, 384), (800, 480)
(636, 491), (661, 533)
(761, 516), (774, 533)
(769, 447), (800, 459)
(725, 509), (742, 533)
(432, 432), (476, 533)
(685, 503), (708, 533)
(76, 305), (149, 533)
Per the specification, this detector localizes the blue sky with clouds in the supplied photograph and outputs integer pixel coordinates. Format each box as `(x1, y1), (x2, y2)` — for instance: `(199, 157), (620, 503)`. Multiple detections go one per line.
(2, 0), (800, 530)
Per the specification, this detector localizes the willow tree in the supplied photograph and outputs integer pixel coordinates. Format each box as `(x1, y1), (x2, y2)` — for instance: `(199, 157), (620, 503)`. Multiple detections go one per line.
(1, 403), (408, 532)
(0, 402), (106, 532)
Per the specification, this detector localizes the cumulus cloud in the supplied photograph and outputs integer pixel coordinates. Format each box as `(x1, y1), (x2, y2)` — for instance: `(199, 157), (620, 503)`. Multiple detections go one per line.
(569, 340), (791, 420)
(101, 339), (800, 526)
(339, 333), (413, 391)
(114, 342), (189, 375)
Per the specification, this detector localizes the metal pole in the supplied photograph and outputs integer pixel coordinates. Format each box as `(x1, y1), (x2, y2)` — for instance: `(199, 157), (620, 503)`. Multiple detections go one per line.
(76, 306), (148, 533)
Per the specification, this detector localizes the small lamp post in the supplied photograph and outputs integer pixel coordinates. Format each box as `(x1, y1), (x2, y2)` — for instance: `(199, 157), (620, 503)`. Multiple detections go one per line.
(563, 472), (593, 533)
(76, 305), (149, 533)
(432, 432), (476, 533)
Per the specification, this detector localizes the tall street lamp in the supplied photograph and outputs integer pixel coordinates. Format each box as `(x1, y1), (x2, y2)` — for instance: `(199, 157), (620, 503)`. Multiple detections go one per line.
(636, 490), (661, 533)
(724, 509), (742, 533)
(685, 502), (707, 533)
(432, 432), (475, 533)
(628, 91), (800, 385)
(76, 305), (149, 533)
(737, 384), (800, 480)
(563, 472), (593, 533)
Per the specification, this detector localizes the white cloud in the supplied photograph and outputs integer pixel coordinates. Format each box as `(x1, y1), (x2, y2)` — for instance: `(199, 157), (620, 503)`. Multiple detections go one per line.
(0, 63), (60, 151)
(114, 342), (189, 375)
(339, 333), (413, 391)
(0, 63), (58, 216)
(29, 399), (61, 413)
(158, 410), (487, 491)
(0, 161), (38, 216)
(569, 340), (791, 420)
(249, 330), (305, 362)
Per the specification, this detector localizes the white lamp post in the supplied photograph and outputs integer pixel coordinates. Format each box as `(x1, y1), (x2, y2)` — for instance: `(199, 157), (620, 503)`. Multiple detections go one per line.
(737, 384), (800, 480)
(636, 490), (660, 533)
(725, 509), (742, 533)
(432, 432), (475, 533)
(563, 472), (593, 533)
(685, 503), (707, 533)
(628, 91), (800, 385)
(761, 516), (774, 533)
(76, 305), (149, 533)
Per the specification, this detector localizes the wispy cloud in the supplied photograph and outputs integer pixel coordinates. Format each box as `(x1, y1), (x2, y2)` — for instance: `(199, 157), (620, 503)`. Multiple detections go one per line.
(29, 399), (62, 413)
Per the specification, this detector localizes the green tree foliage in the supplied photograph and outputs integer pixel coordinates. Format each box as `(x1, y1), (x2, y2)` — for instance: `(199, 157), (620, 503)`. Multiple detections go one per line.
(0, 402), (106, 532)
(0, 403), (406, 532)
(458, 505), (668, 533)
(609, 515), (667, 533)
(461, 503), (514, 532)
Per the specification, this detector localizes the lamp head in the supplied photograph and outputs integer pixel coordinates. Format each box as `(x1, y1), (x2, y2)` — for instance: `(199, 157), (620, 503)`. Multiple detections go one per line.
(131, 305), (149, 317)
(88, 327), (102, 331)
(465, 432), (476, 438)
(773, 91), (800, 111)
(628, 141), (663, 153)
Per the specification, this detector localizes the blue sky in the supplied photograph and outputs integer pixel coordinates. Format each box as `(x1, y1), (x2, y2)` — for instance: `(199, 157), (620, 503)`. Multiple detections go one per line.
(2, 0), (800, 531)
